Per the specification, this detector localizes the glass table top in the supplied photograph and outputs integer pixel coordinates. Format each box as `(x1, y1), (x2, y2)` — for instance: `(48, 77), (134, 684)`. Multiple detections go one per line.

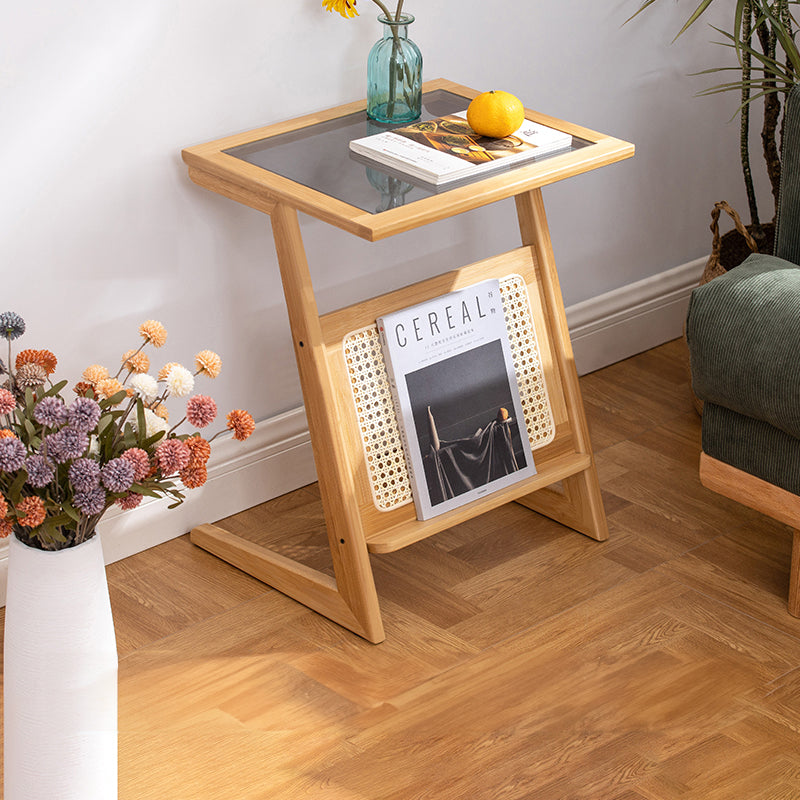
(224, 90), (591, 216)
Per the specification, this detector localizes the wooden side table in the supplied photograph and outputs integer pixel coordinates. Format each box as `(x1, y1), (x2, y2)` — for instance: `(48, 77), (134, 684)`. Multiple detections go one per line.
(182, 79), (634, 643)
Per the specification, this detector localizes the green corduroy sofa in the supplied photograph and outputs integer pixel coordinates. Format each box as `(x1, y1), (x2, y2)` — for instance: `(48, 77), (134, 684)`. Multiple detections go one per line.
(686, 82), (800, 617)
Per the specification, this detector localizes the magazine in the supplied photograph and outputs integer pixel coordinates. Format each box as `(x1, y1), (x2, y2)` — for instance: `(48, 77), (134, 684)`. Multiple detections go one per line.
(350, 112), (573, 187)
(377, 279), (537, 520)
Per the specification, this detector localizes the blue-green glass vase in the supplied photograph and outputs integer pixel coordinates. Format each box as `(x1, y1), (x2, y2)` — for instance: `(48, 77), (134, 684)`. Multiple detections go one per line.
(366, 14), (422, 124)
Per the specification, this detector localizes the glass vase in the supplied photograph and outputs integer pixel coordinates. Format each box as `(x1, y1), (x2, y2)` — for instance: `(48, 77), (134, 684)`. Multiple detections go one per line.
(366, 14), (422, 124)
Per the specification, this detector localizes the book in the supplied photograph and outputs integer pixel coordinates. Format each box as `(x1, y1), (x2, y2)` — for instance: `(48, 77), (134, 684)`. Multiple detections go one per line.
(350, 111), (572, 187)
(377, 279), (537, 520)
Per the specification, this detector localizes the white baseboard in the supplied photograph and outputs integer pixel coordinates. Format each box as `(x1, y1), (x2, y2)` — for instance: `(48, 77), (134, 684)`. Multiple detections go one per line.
(568, 257), (706, 375)
(0, 408), (316, 605)
(0, 258), (705, 603)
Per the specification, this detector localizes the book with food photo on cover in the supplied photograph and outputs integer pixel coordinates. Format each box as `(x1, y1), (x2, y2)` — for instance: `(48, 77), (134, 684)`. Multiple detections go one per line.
(350, 112), (573, 187)
(377, 279), (537, 521)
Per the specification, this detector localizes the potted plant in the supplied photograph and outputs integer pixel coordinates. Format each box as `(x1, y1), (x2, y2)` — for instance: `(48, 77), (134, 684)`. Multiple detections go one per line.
(0, 312), (255, 800)
(629, 0), (799, 266)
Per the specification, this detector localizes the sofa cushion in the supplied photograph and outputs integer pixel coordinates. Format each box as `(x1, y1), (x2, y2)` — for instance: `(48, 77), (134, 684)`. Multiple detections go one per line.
(687, 253), (800, 439)
(702, 402), (800, 495)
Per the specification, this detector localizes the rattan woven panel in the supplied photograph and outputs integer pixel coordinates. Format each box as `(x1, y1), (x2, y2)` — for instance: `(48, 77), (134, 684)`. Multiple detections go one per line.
(343, 274), (555, 512)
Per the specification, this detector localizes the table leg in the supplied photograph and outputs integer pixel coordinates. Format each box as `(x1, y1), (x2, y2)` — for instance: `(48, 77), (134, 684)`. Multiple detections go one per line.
(513, 189), (609, 542)
(191, 204), (385, 643)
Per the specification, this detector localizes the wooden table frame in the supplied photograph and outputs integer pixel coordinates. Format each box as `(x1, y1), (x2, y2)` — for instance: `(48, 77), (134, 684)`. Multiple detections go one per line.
(182, 79), (635, 643)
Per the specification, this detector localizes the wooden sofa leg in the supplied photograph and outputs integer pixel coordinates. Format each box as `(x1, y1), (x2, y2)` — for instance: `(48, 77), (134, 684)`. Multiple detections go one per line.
(791, 529), (800, 618)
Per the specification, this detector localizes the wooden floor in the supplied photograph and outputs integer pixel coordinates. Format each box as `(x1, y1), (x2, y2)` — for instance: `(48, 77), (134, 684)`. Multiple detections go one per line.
(5, 339), (800, 798)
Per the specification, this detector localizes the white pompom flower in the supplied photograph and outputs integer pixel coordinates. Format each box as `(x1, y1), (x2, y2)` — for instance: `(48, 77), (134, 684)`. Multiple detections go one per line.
(142, 408), (170, 439)
(130, 373), (159, 403)
(165, 365), (194, 398)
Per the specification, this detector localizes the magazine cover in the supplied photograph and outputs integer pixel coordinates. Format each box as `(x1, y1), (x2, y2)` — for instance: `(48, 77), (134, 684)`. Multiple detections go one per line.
(350, 112), (573, 186)
(377, 279), (537, 520)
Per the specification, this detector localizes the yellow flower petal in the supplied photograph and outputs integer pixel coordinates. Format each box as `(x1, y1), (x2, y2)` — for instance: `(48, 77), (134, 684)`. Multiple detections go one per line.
(323, 0), (358, 18)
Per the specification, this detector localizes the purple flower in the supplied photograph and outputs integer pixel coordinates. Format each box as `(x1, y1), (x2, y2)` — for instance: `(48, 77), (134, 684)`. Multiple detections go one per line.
(0, 312), (25, 341)
(68, 397), (101, 432)
(73, 486), (107, 516)
(68, 458), (101, 493)
(33, 396), (68, 429)
(0, 437), (26, 472)
(101, 457), (136, 493)
(25, 455), (54, 488)
(46, 426), (89, 463)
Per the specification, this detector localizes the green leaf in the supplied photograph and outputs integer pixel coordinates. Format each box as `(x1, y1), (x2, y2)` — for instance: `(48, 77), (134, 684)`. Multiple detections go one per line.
(675, 0), (717, 40)
(43, 380), (68, 398)
(8, 470), (27, 504)
(61, 500), (82, 523)
(141, 430), (166, 449)
(23, 417), (36, 442)
(97, 414), (114, 436)
(623, 0), (660, 26)
(122, 422), (137, 450)
(99, 391), (128, 411)
(130, 483), (161, 499)
(137, 398), (146, 441)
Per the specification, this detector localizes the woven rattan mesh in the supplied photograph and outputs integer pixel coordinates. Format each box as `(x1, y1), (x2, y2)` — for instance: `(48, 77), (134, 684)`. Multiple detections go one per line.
(343, 274), (554, 511)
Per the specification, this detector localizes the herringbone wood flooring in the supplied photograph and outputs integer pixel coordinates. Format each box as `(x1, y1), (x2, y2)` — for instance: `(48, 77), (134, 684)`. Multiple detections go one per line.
(7, 340), (800, 798)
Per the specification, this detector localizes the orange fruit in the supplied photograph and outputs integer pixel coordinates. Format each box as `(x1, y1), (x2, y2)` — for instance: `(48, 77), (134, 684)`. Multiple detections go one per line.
(466, 90), (525, 138)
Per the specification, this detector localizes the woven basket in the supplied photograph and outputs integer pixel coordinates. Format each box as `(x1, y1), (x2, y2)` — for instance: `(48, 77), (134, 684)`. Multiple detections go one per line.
(700, 200), (759, 285)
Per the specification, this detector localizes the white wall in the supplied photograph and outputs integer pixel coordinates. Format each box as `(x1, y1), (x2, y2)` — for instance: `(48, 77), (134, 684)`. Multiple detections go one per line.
(1, 1), (768, 484)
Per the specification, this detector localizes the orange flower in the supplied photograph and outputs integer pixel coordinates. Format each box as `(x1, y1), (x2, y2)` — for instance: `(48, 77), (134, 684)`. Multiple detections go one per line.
(152, 403), (169, 422)
(0, 517), (12, 538)
(73, 381), (96, 397)
(82, 364), (109, 386)
(179, 464), (207, 489)
(16, 349), (58, 375)
(0, 430), (16, 439)
(139, 320), (167, 348)
(185, 435), (211, 468)
(195, 350), (222, 379)
(121, 349), (150, 374)
(158, 362), (181, 381)
(226, 410), (255, 441)
(16, 496), (46, 528)
(0, 495), (7, 518)
(95, 377), (125, 402)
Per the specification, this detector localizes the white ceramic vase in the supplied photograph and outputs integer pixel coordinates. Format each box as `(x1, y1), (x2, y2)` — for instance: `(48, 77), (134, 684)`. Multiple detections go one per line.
(4, 534), (118, 800)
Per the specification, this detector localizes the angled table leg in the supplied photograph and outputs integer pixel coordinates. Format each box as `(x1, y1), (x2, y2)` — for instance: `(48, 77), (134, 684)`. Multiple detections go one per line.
(191, 203), (385, 644)
(513, 188), (609, 542)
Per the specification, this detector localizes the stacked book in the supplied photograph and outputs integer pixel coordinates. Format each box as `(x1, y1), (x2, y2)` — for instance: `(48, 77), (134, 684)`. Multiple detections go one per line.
(350, 111), (573, 188)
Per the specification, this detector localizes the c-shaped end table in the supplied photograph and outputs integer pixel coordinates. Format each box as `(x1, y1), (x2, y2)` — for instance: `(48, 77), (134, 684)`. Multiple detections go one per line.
(182, 79), (634, 643)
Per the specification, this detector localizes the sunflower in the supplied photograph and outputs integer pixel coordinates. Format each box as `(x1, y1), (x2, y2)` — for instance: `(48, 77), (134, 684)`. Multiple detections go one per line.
(323, 0), (358, 18)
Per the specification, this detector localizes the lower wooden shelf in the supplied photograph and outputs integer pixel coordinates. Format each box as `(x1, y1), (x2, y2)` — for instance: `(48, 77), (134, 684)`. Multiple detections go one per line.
(364, 450), (593, 554)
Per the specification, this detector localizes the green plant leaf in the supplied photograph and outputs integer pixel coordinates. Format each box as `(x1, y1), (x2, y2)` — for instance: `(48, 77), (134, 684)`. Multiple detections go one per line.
(130, 483), (161, 498)
(8, 470), (27, 504)
(623, 0), (660, 26)
(136, 398), (146, 442)
(141, 430), (166, 449)
(61, 500), (82, 523)
(43, 380), (68, 398)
